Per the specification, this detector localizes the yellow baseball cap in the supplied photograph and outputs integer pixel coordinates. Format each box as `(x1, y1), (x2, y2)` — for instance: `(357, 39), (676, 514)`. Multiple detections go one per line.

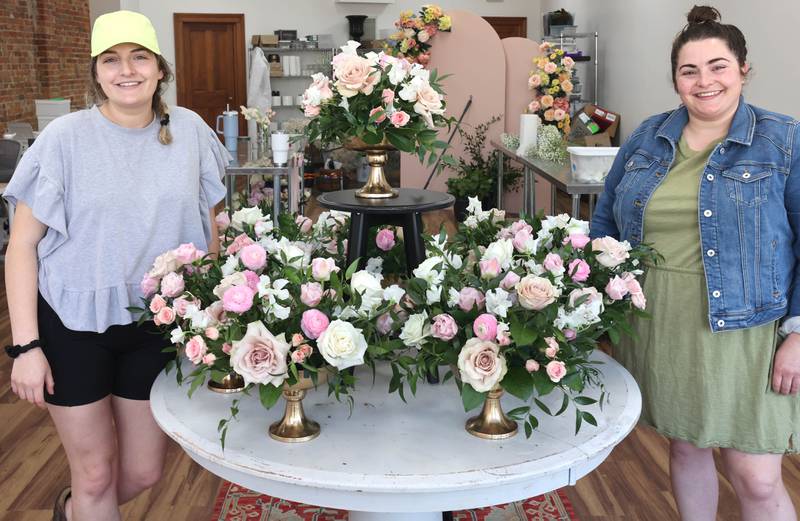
(91, 10), (161, 57)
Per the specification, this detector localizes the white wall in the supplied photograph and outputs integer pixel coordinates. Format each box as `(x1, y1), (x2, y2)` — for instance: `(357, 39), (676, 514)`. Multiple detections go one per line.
(89, 0), (121, 24)
(542, 0), (800, 140)
(135, 0), (541, 106)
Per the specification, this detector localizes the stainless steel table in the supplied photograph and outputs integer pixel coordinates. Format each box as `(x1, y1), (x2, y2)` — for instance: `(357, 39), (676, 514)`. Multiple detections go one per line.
(491, 139), (605, 218)
(225, 137), (304, 226)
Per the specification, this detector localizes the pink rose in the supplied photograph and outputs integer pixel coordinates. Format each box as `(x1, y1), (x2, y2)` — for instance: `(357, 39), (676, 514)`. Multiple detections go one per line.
(376, 228), (396, 251)
(292, 333), (305, 347)
(222, 285), (256, 314)
(528, 100), (541, 113)
(546, 360), (567, 383)
(479, 258), (501, 279)
(473, 314), (498, 341)
(563, 233), (591, 249)
(185, 335), (208, 365)
(567, 259), (591, 283)
(525, 359), (540, 372)
(369, 106), (387, 123)
(544, 336), (560, 358)
(149, 294), (167, 314)
(230, 321), (290, 387)
(417, 52), (431, 65)
(512, 228), (533, 252)
(543, 253), (564, 273)
(605, 276), (629, 301)
(390, 110), (410, 128)
(226, 233), (255, 255)
(300, 309), (330, 340)
(141, 274), (159, 298)
(516, 275), (557, 310)
(312, 257), (339, 281)
(304, 104), (321, 117)
(215, 212), (230, 232)
(300, 282), (324, 307)
(528, 74), (542, 88)
(553, 97), (570, 112)
(240, 244), (267, 271)
(431, 313), (458, 341)
(154, 306), (176, 326)
(202, 353), (217, 366)
(174, 243), (203, 265)
(563, 328), (577, 341)
(242, 270), (259, 291)
(376, 312), (395, 335)
(543, 61), (558, 74)
(291, 344), (313, 364)
(623, 274), (646, 309)
(222, 342), (233, 355)
(172, 297), (194, 317)
(295, 215), (313, 233)
(382, 88), (395, 105)
(500, 271), (520, 290)
(553, 109), (566, 121)
(458, 287), (485, 312)
(204, 327), (220, 341)
(160, 272), (185, 298)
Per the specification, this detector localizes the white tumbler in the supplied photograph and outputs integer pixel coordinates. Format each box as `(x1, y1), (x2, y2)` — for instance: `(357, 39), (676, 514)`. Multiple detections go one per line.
(271, 132), (290, 165)
(517, 114), (540, 156)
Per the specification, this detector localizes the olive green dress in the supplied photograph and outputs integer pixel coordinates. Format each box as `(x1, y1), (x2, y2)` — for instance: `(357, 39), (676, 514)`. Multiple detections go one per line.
(615, 135), (800, 453)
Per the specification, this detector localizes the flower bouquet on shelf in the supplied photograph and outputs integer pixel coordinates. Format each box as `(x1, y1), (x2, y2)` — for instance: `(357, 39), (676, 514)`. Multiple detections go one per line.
(389, 198), (660, 439)
(527, 41), (574, 137)
(240, 105), (277, 151)
(301, 40), (453, 198)
(384, 5), (452, 65)
(136, 206), (405, 446)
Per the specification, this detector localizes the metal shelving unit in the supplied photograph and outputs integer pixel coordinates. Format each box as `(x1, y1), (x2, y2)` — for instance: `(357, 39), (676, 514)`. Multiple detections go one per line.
(542, 31), (599, 110)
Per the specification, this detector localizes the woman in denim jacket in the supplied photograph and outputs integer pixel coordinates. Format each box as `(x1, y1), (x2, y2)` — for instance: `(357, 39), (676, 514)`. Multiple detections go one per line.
(591, 6), (799, 520)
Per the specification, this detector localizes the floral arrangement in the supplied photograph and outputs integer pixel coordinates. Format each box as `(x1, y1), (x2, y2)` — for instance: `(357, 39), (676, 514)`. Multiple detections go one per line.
(500, 133), (520, 151)
(527, 41), (574, 136)
(523, 125), (569, 164)
(240, 106), (276, 136)
(385, 5), (452, 65)
(301, 41), (452, 166)
(138, 206), (411, 445)
(388, 198), (659, 435)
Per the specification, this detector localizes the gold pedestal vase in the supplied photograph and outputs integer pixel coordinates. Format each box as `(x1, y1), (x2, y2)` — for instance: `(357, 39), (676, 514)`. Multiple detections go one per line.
(465, 385), (518, 440)
(345, 138), (398, 199)
(269, 370), (328, 443)
(207, 371), (246, 394)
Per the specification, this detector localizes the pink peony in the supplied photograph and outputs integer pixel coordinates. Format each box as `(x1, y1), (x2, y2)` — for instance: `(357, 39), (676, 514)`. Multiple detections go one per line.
(300, 309), (330, 340)
(376, 228), (396, 251)
(240, 244), (267, 271)
(563, 233), (591, 249)
(300, 282), (324, 307)
(458, 287), (485, 312)
(525, 359), (540, 372)
(226, 233), (255, 255)
(553, 109), (567, 121)
(605, 276), (629, 301)
(149, 294), (167, 314)
(154, 306), (176, 326)
(242, 270), (259, 291)
(141, 274), (159, 298)
(473, 314), (498, 342)
(544, 336), (560, 358)
(160, 272), (185, 298)
(174, 243), (203, 265)
(500, 271), (520, 290)
(431, 313), (458, 341)
(369, 106), (387, 123)
(546, 360), (567, 382)
(479, 258), (501, 279)
(222, 285), (256, 314)
(390, 110), (411, 127)
(185, 335), (207, 365)
(567, 259), (591, 283)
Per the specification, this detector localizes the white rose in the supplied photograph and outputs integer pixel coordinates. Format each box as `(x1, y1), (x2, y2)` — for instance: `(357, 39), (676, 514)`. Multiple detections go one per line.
(276, 238), (307, 269)
(317, 320), (368, 370)
(482, 239), (514, 270)
(399, 311), (431, 347)
(230, 321), (290, 387)
(457, 338), (508, 393)
(231, 207), (264, 231)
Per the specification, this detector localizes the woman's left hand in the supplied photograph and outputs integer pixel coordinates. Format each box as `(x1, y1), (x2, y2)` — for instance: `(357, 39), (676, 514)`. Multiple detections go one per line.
(773, 333), (800, 395)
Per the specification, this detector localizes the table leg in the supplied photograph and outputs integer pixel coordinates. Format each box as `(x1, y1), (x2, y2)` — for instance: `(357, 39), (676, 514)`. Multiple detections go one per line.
(273, 174), (280, 229)
(588, 194), (596, 218)
(347, 213), (368, 270)
(522, 167), (530, 216)
(571, 194), (581, 218)
(402, 212), (426, 276)
(550, 184), (557, 215)
(349, 512), (441, 521)
(225, 174), (233, 210)
(530, 171), (537, 216)
(496, 152), (504, 210)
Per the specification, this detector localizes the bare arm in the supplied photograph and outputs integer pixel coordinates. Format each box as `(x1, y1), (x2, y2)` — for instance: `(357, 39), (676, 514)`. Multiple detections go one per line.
(6, 202), (53, 408)
(208, 210), (220, 257)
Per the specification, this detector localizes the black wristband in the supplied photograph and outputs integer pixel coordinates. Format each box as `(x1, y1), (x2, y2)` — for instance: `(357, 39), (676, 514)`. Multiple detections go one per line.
(4, 339), (43, 359)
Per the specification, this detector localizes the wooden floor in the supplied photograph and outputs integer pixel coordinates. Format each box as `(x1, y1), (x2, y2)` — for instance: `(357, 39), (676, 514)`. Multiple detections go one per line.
(1, 205), (799, 520)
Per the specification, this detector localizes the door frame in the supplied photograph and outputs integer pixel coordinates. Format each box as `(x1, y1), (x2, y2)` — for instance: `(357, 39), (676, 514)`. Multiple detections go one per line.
(483, 16), (528, 39)
(173, 13), (247, 114)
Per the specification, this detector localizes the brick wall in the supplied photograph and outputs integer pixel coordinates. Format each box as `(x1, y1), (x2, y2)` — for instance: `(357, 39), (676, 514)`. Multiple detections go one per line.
(0, 0), (90, 133)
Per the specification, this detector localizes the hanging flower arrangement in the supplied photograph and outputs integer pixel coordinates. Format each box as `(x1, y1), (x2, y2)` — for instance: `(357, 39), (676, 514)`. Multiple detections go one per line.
(528, 41), (575, 136)
(385, 5), (452, 65)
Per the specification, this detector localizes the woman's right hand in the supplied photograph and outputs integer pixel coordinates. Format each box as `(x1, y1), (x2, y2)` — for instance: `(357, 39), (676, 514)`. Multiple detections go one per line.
(10, 348), (54, 409)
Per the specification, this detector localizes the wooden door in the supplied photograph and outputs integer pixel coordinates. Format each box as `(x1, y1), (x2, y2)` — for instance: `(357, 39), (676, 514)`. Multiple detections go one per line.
(174, 13), (246, 133)
(483, 17), (528, 39)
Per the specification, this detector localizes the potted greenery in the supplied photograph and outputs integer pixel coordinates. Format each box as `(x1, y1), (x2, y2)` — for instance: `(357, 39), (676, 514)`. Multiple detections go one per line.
(444, 116), (522, 220)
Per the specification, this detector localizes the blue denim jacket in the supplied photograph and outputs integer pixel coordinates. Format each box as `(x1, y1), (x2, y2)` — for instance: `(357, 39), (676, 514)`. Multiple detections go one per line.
(590, 98), (800, 332)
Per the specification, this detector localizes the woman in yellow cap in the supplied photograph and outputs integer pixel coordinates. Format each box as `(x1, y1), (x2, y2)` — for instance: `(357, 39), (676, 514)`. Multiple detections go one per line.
(4, 11), (229, 521)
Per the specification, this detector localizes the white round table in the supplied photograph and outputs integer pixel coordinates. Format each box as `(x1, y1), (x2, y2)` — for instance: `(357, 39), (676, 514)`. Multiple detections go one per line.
(150, 351), (641, 520)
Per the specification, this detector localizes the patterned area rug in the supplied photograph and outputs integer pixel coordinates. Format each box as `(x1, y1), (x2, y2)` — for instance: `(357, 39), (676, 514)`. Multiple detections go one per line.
(211, 481), (577, 521)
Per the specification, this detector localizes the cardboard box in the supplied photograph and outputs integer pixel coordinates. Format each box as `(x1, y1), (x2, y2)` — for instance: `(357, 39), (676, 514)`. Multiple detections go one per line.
(570, 104), (621, 146)
(252, 34), (279, 46)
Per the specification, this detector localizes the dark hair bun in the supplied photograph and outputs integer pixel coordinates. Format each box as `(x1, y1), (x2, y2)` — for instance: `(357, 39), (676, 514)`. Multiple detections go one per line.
(687, 5), (721, 25)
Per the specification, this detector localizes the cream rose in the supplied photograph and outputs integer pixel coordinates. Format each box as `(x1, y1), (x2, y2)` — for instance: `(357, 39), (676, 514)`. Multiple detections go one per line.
(316, 320), (368, 370)
(148, 250), (180, 278)
(457, 338), (508, 393)
(334, 54), (378, 97)
(213, 272), (248, 299)
(516, 275), (559, 310)
(592, 237), (631, 268)
(230, 321), (290, 387)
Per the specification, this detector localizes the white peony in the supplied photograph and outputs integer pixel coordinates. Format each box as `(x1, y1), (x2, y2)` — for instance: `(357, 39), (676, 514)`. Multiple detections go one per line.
(351, 270), (384, 314)
(317, 320), (368, 370)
